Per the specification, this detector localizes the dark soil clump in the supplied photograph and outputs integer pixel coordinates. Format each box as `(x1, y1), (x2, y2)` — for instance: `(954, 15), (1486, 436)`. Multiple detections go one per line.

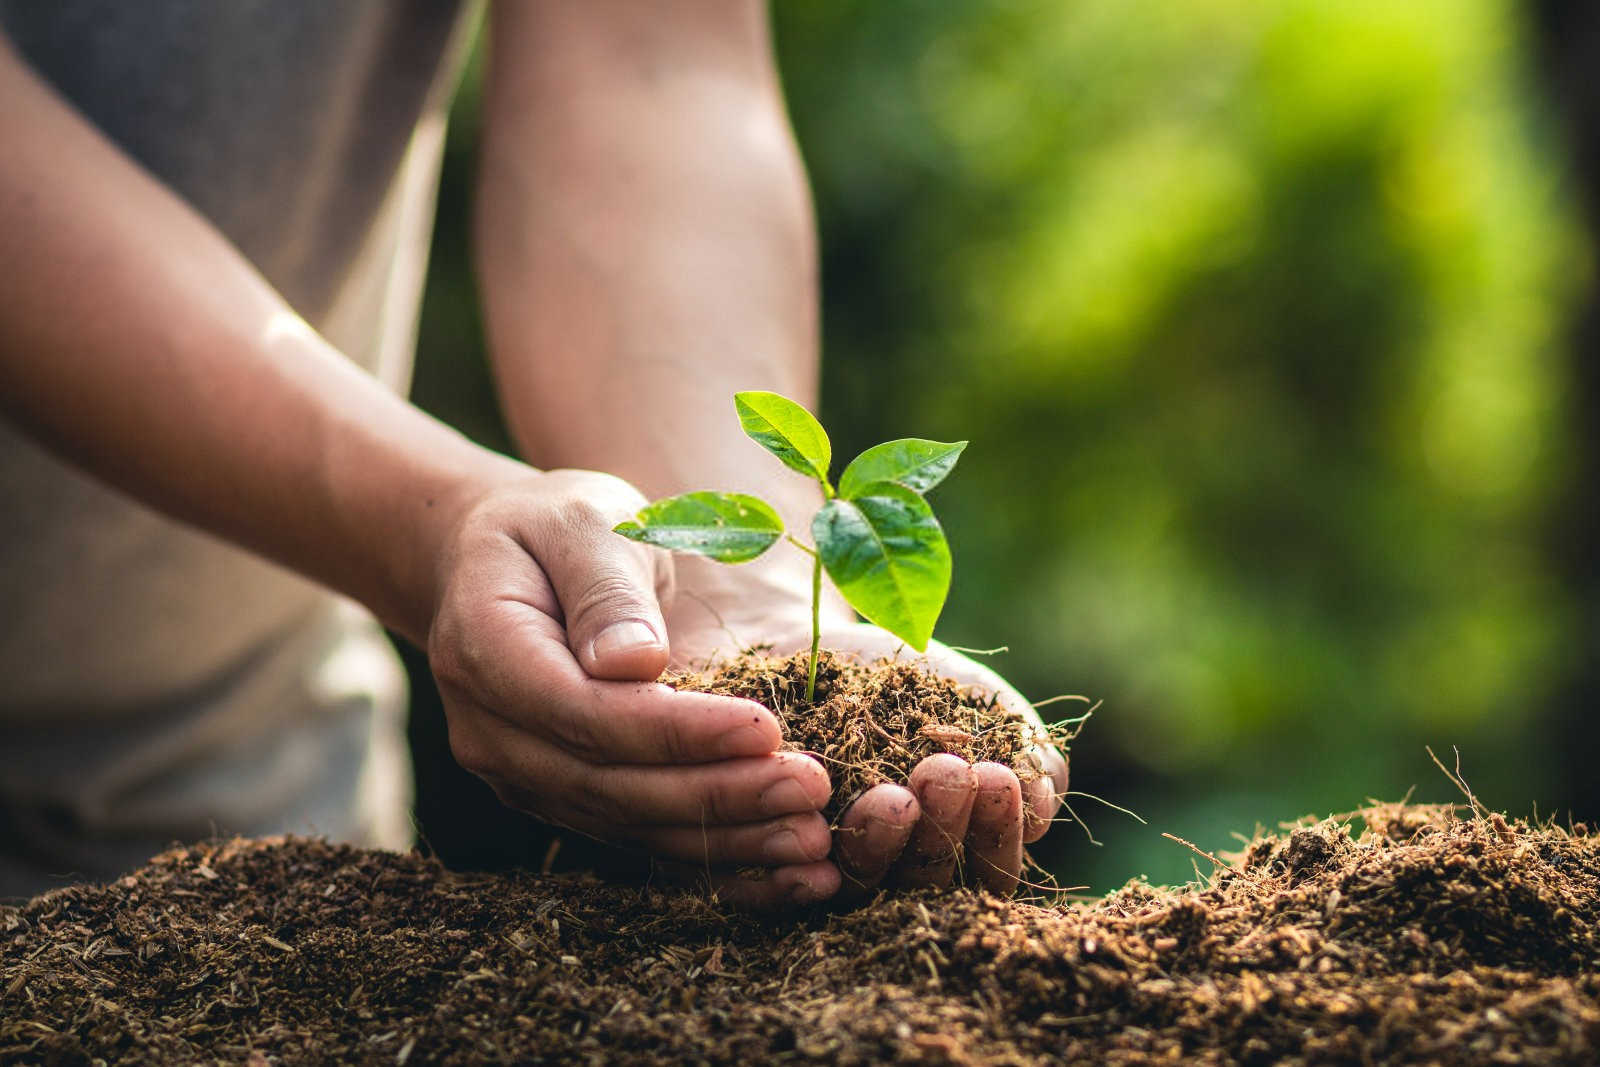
(6, 803), (1600, 1065)
(670, 650), (1045, 819)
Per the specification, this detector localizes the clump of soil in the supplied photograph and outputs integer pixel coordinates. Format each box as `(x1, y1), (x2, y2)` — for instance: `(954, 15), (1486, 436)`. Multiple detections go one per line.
(6, 803), (1600, 1065)
(670, 649), (1046, 819)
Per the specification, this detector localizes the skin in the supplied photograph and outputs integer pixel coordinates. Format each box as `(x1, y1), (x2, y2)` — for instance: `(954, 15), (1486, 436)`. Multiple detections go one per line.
(0, 2), (1066, 908)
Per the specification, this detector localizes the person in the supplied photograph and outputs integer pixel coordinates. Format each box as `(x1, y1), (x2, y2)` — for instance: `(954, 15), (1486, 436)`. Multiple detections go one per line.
(0, 1), (1067, 906)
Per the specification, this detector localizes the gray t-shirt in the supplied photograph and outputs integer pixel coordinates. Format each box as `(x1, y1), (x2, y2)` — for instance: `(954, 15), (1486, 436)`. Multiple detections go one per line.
(0, 0), (474, 896)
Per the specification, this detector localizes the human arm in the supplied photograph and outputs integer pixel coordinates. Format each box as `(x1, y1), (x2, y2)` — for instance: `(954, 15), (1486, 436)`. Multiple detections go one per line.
(0, 26), (834, 888)
(473, 0), (1066, 898)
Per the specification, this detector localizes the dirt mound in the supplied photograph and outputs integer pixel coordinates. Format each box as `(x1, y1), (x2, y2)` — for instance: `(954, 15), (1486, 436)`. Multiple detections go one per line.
(5, 804), (1600, 1065)
(670, 650), (1045, 820)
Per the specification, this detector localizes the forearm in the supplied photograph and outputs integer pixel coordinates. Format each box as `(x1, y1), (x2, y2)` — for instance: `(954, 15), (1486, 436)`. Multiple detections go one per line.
(0, 34), (520, 646)
(475, 1), (845, 625)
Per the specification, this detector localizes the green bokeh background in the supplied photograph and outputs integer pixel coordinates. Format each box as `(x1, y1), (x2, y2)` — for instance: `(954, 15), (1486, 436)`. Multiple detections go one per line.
(408, 0), (1598, 892)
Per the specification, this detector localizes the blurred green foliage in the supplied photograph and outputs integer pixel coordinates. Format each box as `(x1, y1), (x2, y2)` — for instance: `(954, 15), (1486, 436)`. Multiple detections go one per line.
(412, 0), (1590, 890)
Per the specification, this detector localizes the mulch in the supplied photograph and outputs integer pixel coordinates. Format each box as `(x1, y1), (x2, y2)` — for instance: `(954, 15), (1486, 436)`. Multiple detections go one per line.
(670, 649), (1045, 821)
(5, 802), (1599, 1065)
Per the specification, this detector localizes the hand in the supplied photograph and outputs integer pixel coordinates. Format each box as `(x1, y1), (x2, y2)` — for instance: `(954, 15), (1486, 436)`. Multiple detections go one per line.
(671, 609), (1069, 899)
(426, 469), (841, 907)
(819, 625), (1069, 897)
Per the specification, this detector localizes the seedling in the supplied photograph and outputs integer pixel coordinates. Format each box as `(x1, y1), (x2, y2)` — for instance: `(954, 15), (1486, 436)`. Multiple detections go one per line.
(615, 391), (964, 702)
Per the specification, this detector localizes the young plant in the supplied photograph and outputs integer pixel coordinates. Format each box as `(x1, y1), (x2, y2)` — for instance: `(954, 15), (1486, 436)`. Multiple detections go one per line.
(614, 391), (965, 702)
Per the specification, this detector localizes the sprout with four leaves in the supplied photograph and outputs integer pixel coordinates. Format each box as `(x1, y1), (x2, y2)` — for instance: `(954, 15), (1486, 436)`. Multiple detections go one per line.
(614, 391), (964, 702)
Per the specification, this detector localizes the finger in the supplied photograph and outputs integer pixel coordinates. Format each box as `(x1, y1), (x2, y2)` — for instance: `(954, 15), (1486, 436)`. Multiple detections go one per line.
(965, 761), (1023, 895)
(454, 701), (829, 829)
(448, 605), (782, 765)
(528, 484), (672, 682)
(566, 750), (831, 828)
(657, 860), (842, 910)
(1022, 773), (1055, 844)
(637, 812), (832, 867)
(897, 754), (977, 889)
(1044, 743), (1070, 799)
(834, 783), (919, 891)
(771, 861), (842, 905)
(1022, 745), (1069, 844)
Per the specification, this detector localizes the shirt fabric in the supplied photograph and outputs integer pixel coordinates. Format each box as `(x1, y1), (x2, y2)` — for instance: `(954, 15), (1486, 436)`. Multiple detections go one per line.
(0, 0), (474, 897)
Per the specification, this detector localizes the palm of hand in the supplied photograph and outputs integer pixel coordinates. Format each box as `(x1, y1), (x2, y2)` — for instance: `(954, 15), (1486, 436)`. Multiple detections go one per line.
(672, 619), (1069, 896)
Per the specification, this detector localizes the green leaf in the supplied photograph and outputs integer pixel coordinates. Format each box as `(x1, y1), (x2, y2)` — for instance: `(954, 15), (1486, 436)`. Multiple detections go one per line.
(734, 391), (832, 483)
(812, 482), (951, 651)
(614, 491), (784, 563)
(838, 439), (968, 499)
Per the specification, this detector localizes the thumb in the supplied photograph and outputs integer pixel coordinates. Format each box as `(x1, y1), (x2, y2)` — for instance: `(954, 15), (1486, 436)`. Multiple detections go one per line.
(557, 551), (672, 682)
(538, 507), (673, 682)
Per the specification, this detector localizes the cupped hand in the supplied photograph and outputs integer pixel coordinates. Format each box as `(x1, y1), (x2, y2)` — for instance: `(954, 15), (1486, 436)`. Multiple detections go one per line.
(426, 470), (840, 907)
(671, 613), (1070, 899)
(808, 624), (1069, 897)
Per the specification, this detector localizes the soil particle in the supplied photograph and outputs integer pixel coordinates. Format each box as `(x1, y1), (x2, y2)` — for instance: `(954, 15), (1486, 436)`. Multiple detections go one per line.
(670, 650), (1046, 820)
(5, 802), (1600, 1065)
(1275, 825), (1352, 885)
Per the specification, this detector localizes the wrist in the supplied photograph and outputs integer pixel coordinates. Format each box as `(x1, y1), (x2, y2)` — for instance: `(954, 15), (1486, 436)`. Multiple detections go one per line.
(377, 442), (533, 647)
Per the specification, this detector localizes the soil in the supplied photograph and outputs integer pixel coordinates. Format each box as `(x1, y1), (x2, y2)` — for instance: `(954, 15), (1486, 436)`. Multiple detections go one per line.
(668, 650), (1047, 820)
(5, 802), (1599, 1065)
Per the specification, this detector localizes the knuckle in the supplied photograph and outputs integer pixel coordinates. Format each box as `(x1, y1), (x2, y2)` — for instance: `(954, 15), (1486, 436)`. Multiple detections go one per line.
(428, 638), (472, 693)
(573, 470), (648, 513)
(426, 604), (493, 692)
(567, 570), (651, 627)
(697, 779), (740, 825)
(535, 475), (653, 550)
(425, 610), (467, 685)
(554, 494), (610, 535)
(654, 714), (693, 765)
(559, 721), (607, 765)
(550, 693), (608, 763)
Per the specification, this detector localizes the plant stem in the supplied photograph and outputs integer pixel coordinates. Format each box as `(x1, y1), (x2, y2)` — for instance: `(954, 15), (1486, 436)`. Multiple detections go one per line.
(783, 535), (825, 702)
(807, 545), (822, 703)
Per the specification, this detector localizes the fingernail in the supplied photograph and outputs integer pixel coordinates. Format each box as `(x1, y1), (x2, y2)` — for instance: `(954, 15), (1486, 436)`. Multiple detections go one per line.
(590, 620), (660, 662)
(761, 778), (815, 815)
(762, 829), (802, 864)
